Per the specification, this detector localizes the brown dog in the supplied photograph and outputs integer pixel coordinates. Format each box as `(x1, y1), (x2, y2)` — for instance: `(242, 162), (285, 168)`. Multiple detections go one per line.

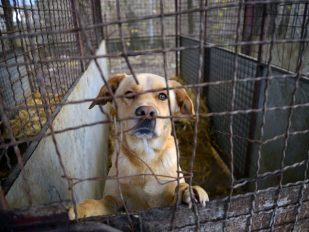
(68, 73), (208, 219)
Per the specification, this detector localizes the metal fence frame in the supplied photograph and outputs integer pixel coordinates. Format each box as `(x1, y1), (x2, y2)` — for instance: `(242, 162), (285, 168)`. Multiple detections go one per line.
(0, 0), (308, 231)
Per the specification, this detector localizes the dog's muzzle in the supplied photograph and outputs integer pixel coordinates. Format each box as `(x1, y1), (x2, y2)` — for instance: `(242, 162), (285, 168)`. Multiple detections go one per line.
(133, 106), (157, 138)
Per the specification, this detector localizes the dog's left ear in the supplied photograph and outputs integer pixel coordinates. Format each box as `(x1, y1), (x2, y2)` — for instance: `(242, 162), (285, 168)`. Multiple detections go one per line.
(169, 80), (194, 115)
(89, 73), (126, 109)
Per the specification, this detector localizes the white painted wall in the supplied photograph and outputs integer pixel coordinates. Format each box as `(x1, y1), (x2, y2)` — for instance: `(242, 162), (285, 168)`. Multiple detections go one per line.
(6, 41), (110, 208)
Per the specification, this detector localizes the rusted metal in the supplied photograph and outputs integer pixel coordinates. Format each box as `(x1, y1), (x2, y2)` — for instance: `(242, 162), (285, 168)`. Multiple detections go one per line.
(91, 0), (104, 45)
(0, 0), (308, 231)
(70, 0), (85, 72)
(223, 0), (244, 230)
(244, 3), (267, 181)
(175, 0), (179, 76)
(1, 183), (308, 231)
(241, 0), (254, 55)
(270, 3), (309, 230)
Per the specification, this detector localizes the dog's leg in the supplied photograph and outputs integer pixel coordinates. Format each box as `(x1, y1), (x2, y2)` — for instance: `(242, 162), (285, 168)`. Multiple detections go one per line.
(177, 182), (209, 208)
(68, 195), (119, 220)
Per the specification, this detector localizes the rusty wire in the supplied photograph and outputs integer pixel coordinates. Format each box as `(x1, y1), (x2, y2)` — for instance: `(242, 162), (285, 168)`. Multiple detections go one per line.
(270, 3), (309, 230)
(1, 0), (309, 42)
(184, 0), (208, 229)
(247, 2), (276, 230)
(157, 0), (185, 230)
(0, 0), (309, 231)
(223, 0), (244, 230)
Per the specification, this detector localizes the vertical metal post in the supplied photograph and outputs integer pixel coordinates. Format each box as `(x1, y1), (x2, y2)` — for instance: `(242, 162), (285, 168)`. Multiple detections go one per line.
(204, 0), (208, 43)
(241, 0), (254, 55)
(91, 0), (104, 46)
(203, 0), (208, 88)
(175, 0), (179, 76)
(103, 13), (108, 41)
(245, 4), (267, 180)
(70, 0), (85, 72)
(188, 0), (194, 35)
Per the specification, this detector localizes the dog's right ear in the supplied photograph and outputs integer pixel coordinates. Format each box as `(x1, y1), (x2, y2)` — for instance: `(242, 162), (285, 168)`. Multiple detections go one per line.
(89, 73), (126, 109)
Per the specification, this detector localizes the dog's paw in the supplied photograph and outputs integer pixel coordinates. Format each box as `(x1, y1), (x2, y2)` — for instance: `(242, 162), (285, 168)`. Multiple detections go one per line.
(68, 199), (103, 220)
(182, 185), (209, 208)
(68, 203), (89, 220)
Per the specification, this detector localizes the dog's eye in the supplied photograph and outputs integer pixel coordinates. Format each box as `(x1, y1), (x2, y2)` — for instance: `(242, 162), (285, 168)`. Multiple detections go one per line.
(124, 91), (135, 99)
(158, 93), (167, 101)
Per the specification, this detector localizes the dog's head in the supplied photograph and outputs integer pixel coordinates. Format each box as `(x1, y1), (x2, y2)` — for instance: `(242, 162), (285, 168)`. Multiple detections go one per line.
(90, 73), (194, 144)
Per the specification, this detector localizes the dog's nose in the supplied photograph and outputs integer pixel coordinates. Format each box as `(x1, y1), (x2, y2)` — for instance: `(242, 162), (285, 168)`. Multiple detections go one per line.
(135, 106), (157, 119)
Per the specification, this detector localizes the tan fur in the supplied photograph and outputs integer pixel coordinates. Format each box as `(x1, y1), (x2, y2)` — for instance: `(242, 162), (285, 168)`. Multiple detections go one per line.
(68, 73), (208, 220)
(88, 73), (126, 108)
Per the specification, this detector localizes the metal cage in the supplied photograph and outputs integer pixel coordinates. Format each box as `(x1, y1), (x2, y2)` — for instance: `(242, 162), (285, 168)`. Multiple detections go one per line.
(0, 0), (308, 231)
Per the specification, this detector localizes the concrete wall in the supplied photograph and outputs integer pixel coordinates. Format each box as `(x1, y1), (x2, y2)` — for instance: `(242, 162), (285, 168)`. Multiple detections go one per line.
(6, 41), (110, 209)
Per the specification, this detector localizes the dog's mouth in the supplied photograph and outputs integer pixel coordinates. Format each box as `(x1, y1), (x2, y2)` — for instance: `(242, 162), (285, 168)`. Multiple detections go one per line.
(132, 119), (157, 139)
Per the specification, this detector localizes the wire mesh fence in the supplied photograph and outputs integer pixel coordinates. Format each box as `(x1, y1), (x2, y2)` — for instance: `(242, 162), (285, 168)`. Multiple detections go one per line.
(0, 0), (103, 190)
(0, 0), (308, 231)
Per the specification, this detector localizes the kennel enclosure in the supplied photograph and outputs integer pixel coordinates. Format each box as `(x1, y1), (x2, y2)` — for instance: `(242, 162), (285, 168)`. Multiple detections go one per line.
(0, 0), (309, 231)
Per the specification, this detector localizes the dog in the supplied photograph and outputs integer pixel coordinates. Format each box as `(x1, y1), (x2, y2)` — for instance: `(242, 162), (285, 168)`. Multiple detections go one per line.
(68, 73), (208, 220)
